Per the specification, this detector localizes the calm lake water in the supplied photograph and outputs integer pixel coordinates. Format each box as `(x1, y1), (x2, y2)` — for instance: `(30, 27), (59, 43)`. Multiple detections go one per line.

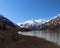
(18, 31), (60, 45)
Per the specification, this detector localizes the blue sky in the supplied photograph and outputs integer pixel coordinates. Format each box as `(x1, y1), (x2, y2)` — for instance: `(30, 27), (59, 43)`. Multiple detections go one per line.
(0, 0), (60, 23)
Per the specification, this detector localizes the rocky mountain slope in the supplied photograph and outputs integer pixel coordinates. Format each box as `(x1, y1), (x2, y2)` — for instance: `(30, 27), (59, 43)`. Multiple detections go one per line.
(17, 19), (46, 30)
(0, 15), (19, 31)
(18, 14), (60, 31)
(40, 14), (60, 31)
(18, 19), (46, 28)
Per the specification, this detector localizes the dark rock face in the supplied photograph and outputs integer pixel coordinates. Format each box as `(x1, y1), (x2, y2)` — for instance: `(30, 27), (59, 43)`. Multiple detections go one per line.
(0, 15), (16, 28)
(38, 15), (60, 31)
(0, 15), (20, 31)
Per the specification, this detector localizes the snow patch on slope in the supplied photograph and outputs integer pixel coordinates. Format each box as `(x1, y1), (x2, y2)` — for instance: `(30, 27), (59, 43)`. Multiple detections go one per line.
(17, 19), (46, 28)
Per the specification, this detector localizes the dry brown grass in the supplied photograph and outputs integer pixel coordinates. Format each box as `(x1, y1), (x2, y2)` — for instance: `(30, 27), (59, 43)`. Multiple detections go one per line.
(0, 31), (60, 48)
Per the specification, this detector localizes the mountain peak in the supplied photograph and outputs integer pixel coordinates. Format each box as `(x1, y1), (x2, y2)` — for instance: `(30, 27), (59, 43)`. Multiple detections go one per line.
(17, 14), (60, 30)
(24, 20), (34, 24)
(53, 14), (60, 19)
(57, 14), (60, 16)
(17, 19), (46, 28)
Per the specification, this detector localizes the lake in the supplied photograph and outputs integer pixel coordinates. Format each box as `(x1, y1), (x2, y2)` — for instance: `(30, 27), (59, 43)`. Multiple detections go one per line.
(18, 31), (60, 45)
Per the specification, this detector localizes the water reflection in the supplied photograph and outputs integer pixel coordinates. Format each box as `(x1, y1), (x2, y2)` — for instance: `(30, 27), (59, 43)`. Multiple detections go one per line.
(18, 31), (60, 45)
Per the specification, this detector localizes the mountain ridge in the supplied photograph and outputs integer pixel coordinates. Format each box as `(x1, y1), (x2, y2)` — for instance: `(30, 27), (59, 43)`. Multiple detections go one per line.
(0, 15), (19, 31)
(17, 14), (60, 31)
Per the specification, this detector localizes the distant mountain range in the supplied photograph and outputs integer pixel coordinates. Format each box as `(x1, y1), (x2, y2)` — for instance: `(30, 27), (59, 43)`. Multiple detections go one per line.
(17, 14), (60, 31)
(41, 14), (60, 31)
(0, 14), (60, 31)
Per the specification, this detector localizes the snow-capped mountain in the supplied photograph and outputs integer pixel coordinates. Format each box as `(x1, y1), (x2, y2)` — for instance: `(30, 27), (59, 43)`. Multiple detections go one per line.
(46, 14), (60, 25)
(40, 14), (60, 31)
(17, 19), (46, 29)
(17, 14), (60, 31)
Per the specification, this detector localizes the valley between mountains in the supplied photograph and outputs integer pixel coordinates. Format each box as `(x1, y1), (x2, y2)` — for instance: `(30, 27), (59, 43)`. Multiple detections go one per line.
(0, 14), (60, 48)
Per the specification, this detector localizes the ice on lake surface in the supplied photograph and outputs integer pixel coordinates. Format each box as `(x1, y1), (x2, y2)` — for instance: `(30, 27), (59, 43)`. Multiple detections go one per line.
(18, 31), (60, 45)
